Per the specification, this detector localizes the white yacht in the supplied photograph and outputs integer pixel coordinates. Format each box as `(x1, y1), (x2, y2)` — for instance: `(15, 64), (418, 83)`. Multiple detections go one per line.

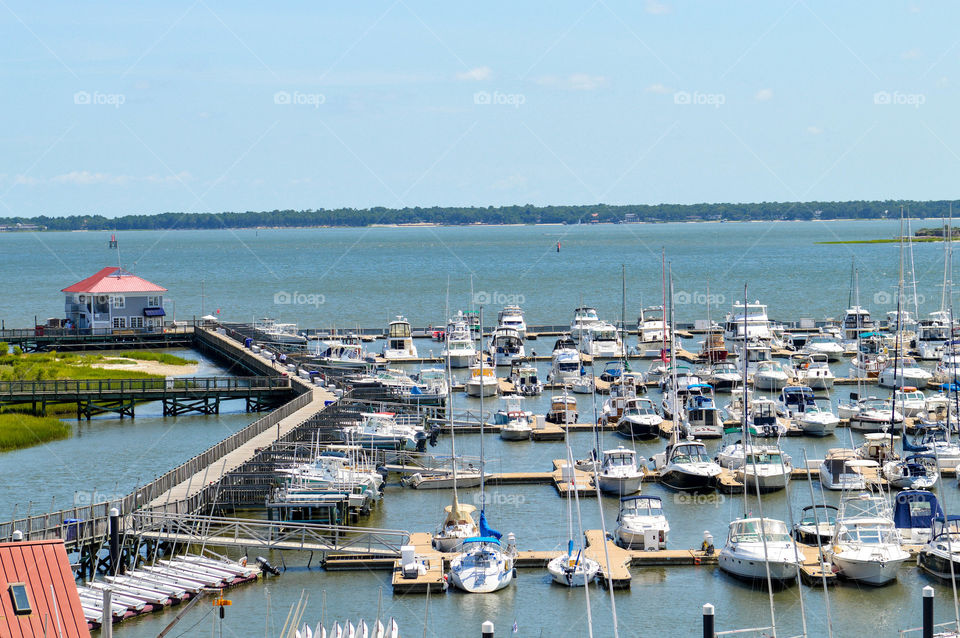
(546, 541), (599, 587)
(579, 322), (624, 359)
(791, 353), (835, 389)
(488, 326), (525, 367)
(682, 389), (724, 439)
(570, 306), (601, 338)
(829, 492), (910, 585)
(818, 450), (868, 491)
(382, 316), (418, 360)
(443, 315), (477, 368)
(918, 515), (960, 580)
(547, 335), (582, 384)
(254, 318), (307, 345)
(802, 332), (845, 362)
(596, 446), (644, 496)
(615, 495), (669, 550)
(465, 365), (499, 397)
(447, 536), (517, 593)
(343, 412), (421, 451)
(614, 397), (663, 440)
(705, 360), (741, 392)
(882, 454), (939, 490)
(637, 306), (669, 345)
(653, 437), (722, 492)
(718, 517), (801, 583)
(496, 305), (527, 339)
(545, 393), (577, 425)
(508, 360), (542, 396)
(877, 357), (932, 389)
(499, 398), (533, 441)
(906, 423), (960, 470)
(847, 397), (903, 433)
(893, 387), (928, 418)
(752, 360), (790, 391)
(840, 306), (876, 341)
(935, 341), (960, 378)
(723, 300), (773, 341)
(312, 335), (367, 369)
(716, 443), (792, 492)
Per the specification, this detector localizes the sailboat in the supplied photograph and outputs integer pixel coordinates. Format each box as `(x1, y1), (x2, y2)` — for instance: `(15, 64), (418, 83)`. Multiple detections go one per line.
(547, 437), (600, 586)
(448, 307), (517, 593)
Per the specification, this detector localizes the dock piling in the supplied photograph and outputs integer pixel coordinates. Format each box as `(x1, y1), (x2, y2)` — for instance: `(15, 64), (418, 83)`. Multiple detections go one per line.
(481, 621), (494, 638)
(109, 507), (120, 575)
(703, 603), (715, 638)
(923, 586), (934, 638)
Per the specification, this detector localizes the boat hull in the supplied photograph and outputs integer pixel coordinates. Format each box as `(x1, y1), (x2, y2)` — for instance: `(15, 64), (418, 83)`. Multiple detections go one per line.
(832, 553), (907, 585)
(718, 553), (798, 583)
(659, 467), (717, 492)
(596, 474), (643, 496)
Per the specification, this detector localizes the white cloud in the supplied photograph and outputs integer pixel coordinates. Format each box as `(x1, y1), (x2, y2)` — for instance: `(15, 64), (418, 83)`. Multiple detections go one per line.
(455, 66), (492, 81)
(806, 126), (823, 135)
(536, 73), (609, 91)
(645, 0), (671, 15)
(645, 83), (672, 94)
(754, 88), (773, 101)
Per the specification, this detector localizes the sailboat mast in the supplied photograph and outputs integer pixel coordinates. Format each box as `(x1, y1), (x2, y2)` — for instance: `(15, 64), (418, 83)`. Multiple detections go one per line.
(893, 207), (905, 448)
(479, 306), (485, 512)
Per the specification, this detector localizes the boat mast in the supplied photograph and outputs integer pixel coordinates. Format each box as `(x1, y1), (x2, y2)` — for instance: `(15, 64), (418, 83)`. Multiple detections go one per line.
(893, 207), (905, 450)
(669, 263), (679, 440)
(621, 263), (627, 368)
(479, 305), (486, 514)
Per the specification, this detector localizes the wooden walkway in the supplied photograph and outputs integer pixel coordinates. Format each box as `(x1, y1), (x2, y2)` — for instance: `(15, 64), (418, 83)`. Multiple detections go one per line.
(147, 385), (335, 510)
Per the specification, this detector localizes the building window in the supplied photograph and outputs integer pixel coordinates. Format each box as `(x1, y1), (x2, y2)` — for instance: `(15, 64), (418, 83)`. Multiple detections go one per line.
(113, 317), (126, 329)
(130, 316), (144, 329)
(112, 296), (125, 309)
(147, 295), (161, 307)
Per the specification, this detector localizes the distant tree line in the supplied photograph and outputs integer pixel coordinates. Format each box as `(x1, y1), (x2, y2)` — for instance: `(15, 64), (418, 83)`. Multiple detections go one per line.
(2, 200), (958, 231)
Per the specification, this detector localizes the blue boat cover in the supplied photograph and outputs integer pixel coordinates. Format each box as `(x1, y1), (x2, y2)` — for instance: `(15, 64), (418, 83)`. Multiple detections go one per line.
(893, 490), (943, 530)
(478, 510), (502, 540)
(463, 536), (501, 545)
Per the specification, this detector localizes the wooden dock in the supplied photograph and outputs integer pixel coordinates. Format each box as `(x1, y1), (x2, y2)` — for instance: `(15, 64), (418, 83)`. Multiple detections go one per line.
(391, 533), (447, 594)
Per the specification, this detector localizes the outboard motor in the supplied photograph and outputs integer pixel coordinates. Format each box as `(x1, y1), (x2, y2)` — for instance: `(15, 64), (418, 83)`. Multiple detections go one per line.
(428, 429), (440, 447)
(415, 431), (428, 452)
(256, 556), (281, 575)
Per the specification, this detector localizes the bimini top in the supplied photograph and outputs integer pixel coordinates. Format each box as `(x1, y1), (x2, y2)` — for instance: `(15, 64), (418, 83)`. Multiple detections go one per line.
(620, 495), (662, 504)
(462, 536), (501, 546)
(893, 490), (944, 531)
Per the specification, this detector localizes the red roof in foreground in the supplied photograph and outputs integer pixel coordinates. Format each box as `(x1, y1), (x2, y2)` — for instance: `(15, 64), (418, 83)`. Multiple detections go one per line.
(62, 267), (167, 294)
(0, 539), (91, 638)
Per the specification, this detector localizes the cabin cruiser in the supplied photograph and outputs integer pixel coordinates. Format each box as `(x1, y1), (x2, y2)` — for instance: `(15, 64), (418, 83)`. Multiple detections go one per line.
(383, 316), (418, 360)
(882, 454), (939, 490)
(698, 331), (728, 363)
(499, 411), (533, 441)
(841, 306), (876, 341)
(818, 450), (870, 491)
(448, 535), (517, 593)
(894, 387), (928, 418)
(718, 517), (801, 583)
(570, 306), (601, 338)
(802, 332), (844, 362)
(659, 368), (707, 419)
(277, 453), (384, 497)
(747, 397), (786, 437)
(723, 300), (773, 341)
(615, 496), (669, 550)
(905, 423), (960, 470)
(829, 492), (910, 585)
(793, 504), (838, 546)
(850, 333), (888, 377)
(600, 372), (647, 427)
(443, 317), (477, 368)
(343, 412), (422, 451)
(614, 397), (663, 439)
(918, 515), (960, 580)
(653, 437), (722, 492)
(722, 444), (792, 493)
(705, 360), (741, 392)
(596, 446), (644, 496)
(496, 305), (527, 339)
(547, 335), (581, 384)
(776, 386), (838, 436)
(465, 365), (499, 397)
(878, 356), (932, 389)
(254, 318), (307, 345)
(488, 326), (525, 367)
(682, 388), (724, 439)
(545, 393), (577, 425)
(579, 322), (624, 359)
(791, 353), (835, 389)
(637, 306), (669, 344)
(508, 360), (542, 396)
(752, 360), (790, 391)
(433, 497), (480, 552)
(735, 339), (773, 373)
(415, 368), (449, 397)
(847, 397), (904, 433)
(311, 335), (368, 369)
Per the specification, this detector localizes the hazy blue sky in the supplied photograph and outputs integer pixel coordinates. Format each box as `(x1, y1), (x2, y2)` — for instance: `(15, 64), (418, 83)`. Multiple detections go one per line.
(1, 1), (957, 217)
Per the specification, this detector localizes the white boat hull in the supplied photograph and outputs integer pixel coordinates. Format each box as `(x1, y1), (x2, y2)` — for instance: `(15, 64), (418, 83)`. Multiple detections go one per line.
(718, 552), (799, 582)
(832, 553), (907, 585)
(597, 473), (643, 496)
(546, 555), (599, 587)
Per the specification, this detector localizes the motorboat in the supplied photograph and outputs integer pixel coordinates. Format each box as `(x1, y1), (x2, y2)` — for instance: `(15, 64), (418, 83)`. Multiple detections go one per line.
(723, 300), (773, 341)
(415, 368), (450, 397)
(847, 397), (904, 433)
(829, 492), (910, 585)
(579, 322), (624, 359)
(718, 517), (801, 583)
(443, 317), (477, 369)
(882, 454), (939, 490)
(735, 339), (773, 373)
(935, 341), (960, 379)
(797, 402), (839, 437)
(546, 540), (600, 587)
(802, 332), (844, 362)
(752, 360), (790, 391)
(447, 535), (517, 593)
(254, 318), (307, 345)
(488, 326), (525, 367)
(850, 333), (888, 377)
(637, 305), (669, 344)
(508, 360), (542, 396)
(547, 335), (582, 384)
(790, 353), (835, 390)
(732, 446), (792, 493)
(698, 330), (728, 363)
(615, 495), (669, 550)
(499, 411), (533, 441)
(343, 413), (421, 451)
(496, 305), (527, 339)
(682, 388), (724, 439)
(382, 316), (418, 360)
(312, 335), (368, 369)
(600, 372), (647, 427)
(894, 387), (928, 418)
(705, 360), (741, 392)
(893, 490), (944, 544)
(841, 306), (876, 341)
(570, 373), (594, 395)
(570, 306), (601, 337)
(775, 385), (819, 421)
(277, 453), (384, 497)
(818, 450), (869, 491)
(596, 446), (644, 496)
(918, 514), (960, 580)
(855, 432), (900, 466)
(659, 368), (706, 419)
(793, 504), (838, 546)
(878, 356), (932, 389)
(905, 423), (960, 470)
(747, 397), (786, 437)
(546, 393), (578, 425)
(614, 397), (662, 440)
(433, 497), (480, 552)
(653, 437), (722, 492)
(465, 365), (499, 398)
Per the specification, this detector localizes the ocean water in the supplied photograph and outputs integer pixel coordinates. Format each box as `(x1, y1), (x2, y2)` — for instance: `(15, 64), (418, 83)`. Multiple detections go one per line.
(1, 221), (959, 636)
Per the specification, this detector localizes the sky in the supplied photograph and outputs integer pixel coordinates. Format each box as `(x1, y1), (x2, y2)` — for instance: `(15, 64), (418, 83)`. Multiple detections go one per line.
(1, 1), (958, 218)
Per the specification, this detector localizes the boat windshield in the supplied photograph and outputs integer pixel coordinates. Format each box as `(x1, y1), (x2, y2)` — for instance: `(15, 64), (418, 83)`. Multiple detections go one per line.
(839, 523), (897, 545)
(799, 507), (837, 526)
(604, 452), (636, 467)
(624, 499), (663, 516)
(671, 444), (709, 464)
(730, 519), (791, 543)
(744, 451), (783, 465)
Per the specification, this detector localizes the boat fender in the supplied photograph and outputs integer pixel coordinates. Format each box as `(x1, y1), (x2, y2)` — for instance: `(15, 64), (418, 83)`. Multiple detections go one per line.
(513, 568), (518, 578)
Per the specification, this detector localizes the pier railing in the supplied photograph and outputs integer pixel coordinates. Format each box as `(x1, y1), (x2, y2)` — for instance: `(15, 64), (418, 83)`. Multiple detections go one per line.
(130, 511), (410, 556)
(0, 376), (292, 398)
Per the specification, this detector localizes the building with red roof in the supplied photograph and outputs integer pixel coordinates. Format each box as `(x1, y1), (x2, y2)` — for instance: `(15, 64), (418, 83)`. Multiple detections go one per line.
(62, 267), (168, 332)
(0, 539), (91, 637)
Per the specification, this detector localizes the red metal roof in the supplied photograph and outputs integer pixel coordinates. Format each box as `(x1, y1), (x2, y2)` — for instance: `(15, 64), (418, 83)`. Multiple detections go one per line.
(0, 539), (91, 638)
(62, 267), (167, 294)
